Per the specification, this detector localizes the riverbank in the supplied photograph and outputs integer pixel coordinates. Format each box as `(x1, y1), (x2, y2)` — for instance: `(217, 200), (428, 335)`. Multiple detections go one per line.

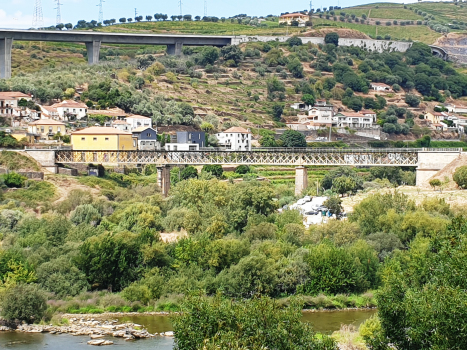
(0, 317), (174, 340)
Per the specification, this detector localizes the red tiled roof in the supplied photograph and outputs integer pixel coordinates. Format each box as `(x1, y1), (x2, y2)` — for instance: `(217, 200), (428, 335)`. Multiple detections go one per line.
(0, 91), (30, 99)
(223, 127), (252, 134)
(52, 100), (87, 109)
(280, 13), (309, 18)
(72, 127), (132, 135)
(29, 119), (65, 126)
(125, 115), (151, 119)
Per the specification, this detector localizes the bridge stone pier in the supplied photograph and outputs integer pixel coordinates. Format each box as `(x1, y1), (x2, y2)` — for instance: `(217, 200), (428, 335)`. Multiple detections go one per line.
(0, 37), (13, 79)
(415, 149), (462, 186)
(85, 40), (101, 64)
(20, 147), (465, 196)
(295, 166), (308, 196)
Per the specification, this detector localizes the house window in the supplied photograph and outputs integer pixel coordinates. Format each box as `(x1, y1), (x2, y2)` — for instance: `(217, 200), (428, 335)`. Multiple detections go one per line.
(73, 109), (76, 113)
(173, 146), (178, 151)
(58, 127), (61, 132)
(188, 134), (192, 140)
(81, 137), (85, 141)
(93, 137), (97, 141)
(133, 140), (136, 147)
(41, 127), (44, 133)
(105, 137), (109, 141)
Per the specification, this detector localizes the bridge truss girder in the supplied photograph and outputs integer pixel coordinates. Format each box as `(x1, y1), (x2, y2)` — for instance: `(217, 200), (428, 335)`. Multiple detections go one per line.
(55, 150), (419, 167)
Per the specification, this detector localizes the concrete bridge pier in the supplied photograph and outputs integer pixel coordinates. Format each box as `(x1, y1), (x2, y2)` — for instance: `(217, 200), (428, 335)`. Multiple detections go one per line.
(416, 149), (462, 186)
(157, 165), (171, 196)
(0, 37), (13, 79)
(295, 166), (308, 196)
(167, 42), (183, 56)
(85, 41), (101, 64)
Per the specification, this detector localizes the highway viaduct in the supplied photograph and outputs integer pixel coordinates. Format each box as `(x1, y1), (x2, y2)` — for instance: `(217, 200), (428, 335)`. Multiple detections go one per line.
(21, 147), (463, 196)
(0, 29), (449, 79)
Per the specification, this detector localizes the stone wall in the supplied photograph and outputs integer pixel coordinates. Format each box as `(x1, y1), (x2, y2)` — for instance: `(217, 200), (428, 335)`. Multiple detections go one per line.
(58, 167), (78, 176)
(232, 35), (413, 53)
(0, 168), (44, 180)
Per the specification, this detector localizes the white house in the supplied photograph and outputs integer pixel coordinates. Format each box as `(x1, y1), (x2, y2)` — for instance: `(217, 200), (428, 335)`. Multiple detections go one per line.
(360, 110), (377, 122)
(112, 119), (131, 132)
(51, 100), (88, 120)
(125, 115), (152, 130)
(290, 102), (310, 111)
(165, 143), (199, 151)
(0, 91), (31, 115)
(278, 13), (310, 27)
(335, 112), (376, 128)
(216, 127), (252, 151)
(445, 104), (467, 114)
(370, 83), (392, 92)
(40, 106), (60, 120)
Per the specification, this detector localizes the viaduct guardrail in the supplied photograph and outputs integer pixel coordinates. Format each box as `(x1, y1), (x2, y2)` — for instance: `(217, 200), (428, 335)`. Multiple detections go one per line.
(53, 148), (461, 167)
(1, 29), (447, 79)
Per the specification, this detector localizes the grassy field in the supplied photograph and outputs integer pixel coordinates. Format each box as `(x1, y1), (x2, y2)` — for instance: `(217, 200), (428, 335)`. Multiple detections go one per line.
(411, 1), (467, 24)
(312, 19), (441, 43)
(95, 20), (304, 36)
(342, 4), (423, 20)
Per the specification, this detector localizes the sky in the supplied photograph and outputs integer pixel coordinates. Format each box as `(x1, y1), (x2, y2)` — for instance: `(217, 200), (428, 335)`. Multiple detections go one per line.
(1, 0), (416, 29)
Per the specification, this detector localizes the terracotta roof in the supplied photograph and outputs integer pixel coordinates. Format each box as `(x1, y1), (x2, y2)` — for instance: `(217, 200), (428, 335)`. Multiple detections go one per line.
(41, 106), (58, 112)
(433, 123), (444, 127)
(371, 83), (391, 87)
(132, 127), (156, 133)
(72, 127), (132, 135)
(125, 115), (151, 119)
(360, 110), (376, 114)
(52, 100), (87, 109)
(280, 13), (308, 18)
(29, 119), (65, 126)
(223, 127), (252, 134)
(0, 92), (30, 99)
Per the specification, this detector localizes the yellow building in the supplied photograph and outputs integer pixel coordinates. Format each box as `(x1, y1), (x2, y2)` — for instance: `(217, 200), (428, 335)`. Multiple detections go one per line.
(71, 126), (137, 151)
(279, 13), (310, 26)
(28, 119), (66, 140)
(424, 112), (444, 125)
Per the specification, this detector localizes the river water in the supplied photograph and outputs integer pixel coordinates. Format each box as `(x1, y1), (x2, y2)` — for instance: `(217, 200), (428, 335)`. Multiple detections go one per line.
(0, 309), (376, 349)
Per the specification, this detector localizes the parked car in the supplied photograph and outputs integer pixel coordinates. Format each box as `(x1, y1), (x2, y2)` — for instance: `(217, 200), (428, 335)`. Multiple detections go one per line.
(305, 210), (319, 215)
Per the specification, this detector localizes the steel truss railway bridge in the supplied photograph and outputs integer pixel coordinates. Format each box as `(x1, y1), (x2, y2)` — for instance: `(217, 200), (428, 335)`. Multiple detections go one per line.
(23, 147), (463, 196)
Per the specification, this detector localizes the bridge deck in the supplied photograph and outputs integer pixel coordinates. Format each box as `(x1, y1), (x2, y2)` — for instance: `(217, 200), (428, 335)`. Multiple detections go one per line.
(54, 148), (461, 167)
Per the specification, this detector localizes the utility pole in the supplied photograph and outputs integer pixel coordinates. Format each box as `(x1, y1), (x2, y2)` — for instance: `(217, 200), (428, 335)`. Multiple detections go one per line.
(134, 8), (138, 19)
(55, 0), (62, 24)
(179, 0), (183, 16)
(204, 0), (207, 16)
(310, 0), (312, 11)
(97, 0), (104, 23)
(32, 0), (43, 28)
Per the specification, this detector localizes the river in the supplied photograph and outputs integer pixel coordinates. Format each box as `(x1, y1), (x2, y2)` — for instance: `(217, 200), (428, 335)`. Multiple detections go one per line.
(0, 309), (376, 349)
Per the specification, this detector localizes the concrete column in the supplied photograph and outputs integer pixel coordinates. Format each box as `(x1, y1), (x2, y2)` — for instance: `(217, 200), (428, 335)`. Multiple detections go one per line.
(85, 40), (101, 64)
(167, 42), (183, 55)
(157, 165), (171, 196)
(0, 37), (13, 79)
(295, 166), (308, 196)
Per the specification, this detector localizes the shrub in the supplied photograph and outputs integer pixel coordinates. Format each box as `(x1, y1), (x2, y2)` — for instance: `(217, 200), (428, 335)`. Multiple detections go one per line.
(1, 284), (47, 323)
(181, 166), (198, 180)
(324, 32), (339, 46)
(286, 36), (303, 47)
(453, 165), (467, 189)
(1, 172), (27, 188)
(70, 204), (102, 226)
(172, 294), (336, 350)
(235, 165), (250, 174)
(202, 165), (223, 178)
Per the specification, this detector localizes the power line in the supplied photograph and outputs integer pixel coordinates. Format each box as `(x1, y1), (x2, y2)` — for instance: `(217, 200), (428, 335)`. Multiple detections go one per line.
(97, 0), (104, 23)
(32, 0), (43, 28)
(55, 0), (62, 25)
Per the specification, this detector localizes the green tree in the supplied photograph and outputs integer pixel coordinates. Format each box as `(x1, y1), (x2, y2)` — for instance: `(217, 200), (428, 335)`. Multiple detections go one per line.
(332, 176), (357, 196)
(199, 46), (220, 66)
(172, 293), (336, 350)
(375, 217), (467, 349)
(1, 172), (27, 188)
(287, 57), (304, 78)
(324, 32), (339, 46)
(453, 165), (467, 189)
(279, 130), (306, 147)
(202, 165), (223, 178)
(302, 94), (315, 106)
(429, 178), (441, 191)
(181, 166), (198, 180)
(235, 165), (250, 174)
(323, 196), (343, 217)
(1, 283), (47, 323)
(405, 93), (421, 107)
(271, 103), (284, 121)
(286, 36), (303, 47)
